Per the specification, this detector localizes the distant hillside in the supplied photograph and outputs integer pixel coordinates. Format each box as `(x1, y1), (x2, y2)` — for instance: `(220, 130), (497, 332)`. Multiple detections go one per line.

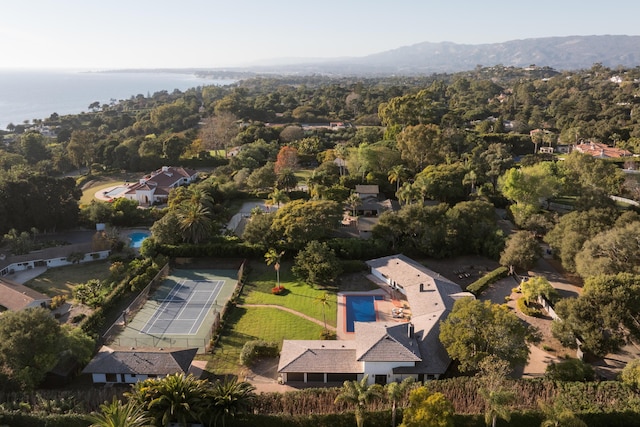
(245, 35), (640, 75)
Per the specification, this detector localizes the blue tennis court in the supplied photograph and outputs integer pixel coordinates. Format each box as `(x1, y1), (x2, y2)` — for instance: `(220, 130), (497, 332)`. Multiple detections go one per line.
(140, 279), (223, 335)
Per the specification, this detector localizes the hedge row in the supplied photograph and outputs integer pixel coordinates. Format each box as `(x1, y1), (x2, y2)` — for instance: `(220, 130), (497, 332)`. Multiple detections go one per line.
(466, 266), (509, 296)
(327, 238), (392, 260)
(0, 412), (91, 427)
(79, 259), (156, 336)
(157, 241), (265, 259)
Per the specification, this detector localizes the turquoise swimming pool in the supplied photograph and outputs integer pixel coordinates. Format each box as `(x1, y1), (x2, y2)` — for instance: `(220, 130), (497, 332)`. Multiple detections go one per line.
(129, 231), (150, 248)
(104, 186), (128, 198)
(345, 295), (383, 333)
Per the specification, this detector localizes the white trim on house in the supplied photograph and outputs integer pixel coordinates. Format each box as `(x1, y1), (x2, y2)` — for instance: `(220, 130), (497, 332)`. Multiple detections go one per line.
(278, 254), (474, 385)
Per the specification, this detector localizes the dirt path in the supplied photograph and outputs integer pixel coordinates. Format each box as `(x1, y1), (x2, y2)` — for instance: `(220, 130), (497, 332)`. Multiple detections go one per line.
(237, 304), (336, 331)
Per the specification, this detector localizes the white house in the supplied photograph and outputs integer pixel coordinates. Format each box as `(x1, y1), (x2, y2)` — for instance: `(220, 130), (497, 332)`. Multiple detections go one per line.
(277, 254), (474, 385)
(82, 346), (198, 384)
(123, 166), (198, 205)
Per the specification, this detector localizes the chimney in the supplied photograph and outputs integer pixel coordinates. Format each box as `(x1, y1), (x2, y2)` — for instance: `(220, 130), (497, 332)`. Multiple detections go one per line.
(419, 283), (424, 292)
(407, 323), (414, 338)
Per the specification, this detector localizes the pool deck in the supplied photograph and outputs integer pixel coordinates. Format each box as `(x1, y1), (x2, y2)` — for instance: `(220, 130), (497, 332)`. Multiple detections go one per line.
(94, 183), (132, 202)
(336, 289), (411, 340)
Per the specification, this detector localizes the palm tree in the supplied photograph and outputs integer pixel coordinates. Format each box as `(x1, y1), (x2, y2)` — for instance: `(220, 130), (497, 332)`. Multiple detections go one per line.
(539, 400), (588, 427)
(385, 377), (415, 427)
(463, 170), (478, 194)
(316, 292), (332, 335)
(265, 248), (285, 291)
(388, 164), (408, 192)
(481, 389), (515, 427)
(210, 377), (256, 427)
(276, 168), (298, 192)
(126, 373), (210, 427)
(346, 192), (361, 217)
(396, 182), (419, 205)
(334, 375), (384, 427)
(176, 203), (212, 244)
(88, 398), (153, 427)
(267, 188), (289, 208)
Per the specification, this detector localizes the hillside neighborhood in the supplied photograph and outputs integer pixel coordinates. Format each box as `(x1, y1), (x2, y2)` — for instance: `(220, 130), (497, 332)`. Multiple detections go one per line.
(1, 63), (640, 427)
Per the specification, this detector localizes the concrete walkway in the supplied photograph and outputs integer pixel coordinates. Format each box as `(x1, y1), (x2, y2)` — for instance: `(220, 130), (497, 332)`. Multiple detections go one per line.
(4, 266), (47, 284)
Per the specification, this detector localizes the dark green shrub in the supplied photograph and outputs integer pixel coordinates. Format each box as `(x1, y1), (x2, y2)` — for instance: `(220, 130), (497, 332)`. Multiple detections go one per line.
(466, 266), (509, 295)
(239, 340), (279, 366)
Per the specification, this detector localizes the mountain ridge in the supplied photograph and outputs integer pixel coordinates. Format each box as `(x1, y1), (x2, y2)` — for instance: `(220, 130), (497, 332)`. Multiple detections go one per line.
(244, 35), (640, 75)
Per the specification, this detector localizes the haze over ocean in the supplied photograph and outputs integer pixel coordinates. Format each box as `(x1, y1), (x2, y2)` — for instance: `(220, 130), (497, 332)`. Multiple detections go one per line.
(0, 70), (231, 130)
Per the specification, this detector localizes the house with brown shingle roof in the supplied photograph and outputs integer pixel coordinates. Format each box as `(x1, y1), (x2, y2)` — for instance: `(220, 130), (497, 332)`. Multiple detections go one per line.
(0, 276), (50, 311)
(82, 346), (198, 384)
(277, 254), (473, 385)
(123, 166), (198, 206)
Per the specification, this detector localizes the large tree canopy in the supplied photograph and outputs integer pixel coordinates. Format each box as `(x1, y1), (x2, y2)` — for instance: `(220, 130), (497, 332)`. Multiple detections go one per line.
(0, 308), (94, 390)
(552, 273), (640, 356)
(439, 298), (531, 372)
(271, 199), (342, 248)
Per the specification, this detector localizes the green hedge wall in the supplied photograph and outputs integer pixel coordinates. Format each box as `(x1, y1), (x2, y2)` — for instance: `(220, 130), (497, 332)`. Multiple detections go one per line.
(466, 266), (509, 296)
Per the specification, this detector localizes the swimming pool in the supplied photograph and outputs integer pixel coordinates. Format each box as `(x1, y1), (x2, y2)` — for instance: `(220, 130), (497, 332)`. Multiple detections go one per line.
(104, 186), (128, 198)
(129, 231), (150, 248)
(345, 295), (383, 333)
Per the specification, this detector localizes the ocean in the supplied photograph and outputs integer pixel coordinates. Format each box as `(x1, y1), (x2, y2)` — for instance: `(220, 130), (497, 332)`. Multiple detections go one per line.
(0, 69), (234, 130)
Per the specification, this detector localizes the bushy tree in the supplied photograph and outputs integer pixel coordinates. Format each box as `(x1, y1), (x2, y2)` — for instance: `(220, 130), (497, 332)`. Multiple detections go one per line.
(271, 200), (342, 248)
(399, 387), (454, 427)
(620, 359), (640, 390)
(545, 358), (595, 382)
(292, 241), (342, 285)
(439, 298), (531, 372)
(499, 230), (542, 272)
(552, 273), (640, 356)
(575, 221), (640, 278)
(520, 276), (559, 304)
(0, 308), (93, 390)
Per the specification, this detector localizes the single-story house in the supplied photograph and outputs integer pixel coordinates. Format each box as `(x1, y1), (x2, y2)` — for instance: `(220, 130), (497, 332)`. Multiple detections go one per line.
(573, 141), (632, 158)
(0, 276), (51, 311)
(0, 242), (109, 278)
(123, 166), (198, 205)
(82, 346), (199, 384)
(278, 254), (474, 385)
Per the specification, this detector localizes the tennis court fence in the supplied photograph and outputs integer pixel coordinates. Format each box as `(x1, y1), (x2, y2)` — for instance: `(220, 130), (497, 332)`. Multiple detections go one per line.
(101, 263), (170, 345)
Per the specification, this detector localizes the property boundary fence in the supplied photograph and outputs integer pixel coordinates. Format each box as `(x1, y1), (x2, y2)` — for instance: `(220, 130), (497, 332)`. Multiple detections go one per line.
(101, 263), (170, 345)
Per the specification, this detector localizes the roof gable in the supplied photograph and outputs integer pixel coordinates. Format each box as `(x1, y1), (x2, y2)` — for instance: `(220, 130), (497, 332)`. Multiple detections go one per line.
(355, 322), (421, 362)
(0, 277), (49, 311)
(82, 346), (197, 375)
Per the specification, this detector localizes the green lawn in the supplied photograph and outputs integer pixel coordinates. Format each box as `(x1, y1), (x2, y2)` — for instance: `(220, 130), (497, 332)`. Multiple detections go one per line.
(80, 180), (124, 206)
(24, 261), (112, 300)
(204, 260), (336, 377)
(241, 261), (337, 327)
(202, 306), (324, 376)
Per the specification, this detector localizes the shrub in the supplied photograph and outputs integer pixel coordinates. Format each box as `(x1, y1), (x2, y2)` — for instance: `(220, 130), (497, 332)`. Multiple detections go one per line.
(239, 340), (279, 366)
(49, 295), (66, 310)
(546, 358), (595, 381)
(466, 266), (509, 295)
(272, 286), (286, 295)
(516, 297), (542, 317)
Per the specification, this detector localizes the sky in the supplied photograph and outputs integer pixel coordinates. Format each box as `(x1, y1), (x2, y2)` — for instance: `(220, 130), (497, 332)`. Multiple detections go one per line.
(2, 0), (640, 70)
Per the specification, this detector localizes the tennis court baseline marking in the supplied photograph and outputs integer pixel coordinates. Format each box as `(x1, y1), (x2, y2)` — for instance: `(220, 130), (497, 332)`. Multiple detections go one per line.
(140, 279), (224, 335)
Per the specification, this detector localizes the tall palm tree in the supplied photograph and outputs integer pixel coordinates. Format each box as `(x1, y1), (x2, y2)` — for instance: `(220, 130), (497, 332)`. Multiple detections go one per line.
(334, 375), (384, 427)
(388, 164), (408, 192)
(88, 398), (153, 427)
(210, 377), (256, 427)
(176, 203), (212, 244)
(346, 192), (362, 217)
(396, 182), (419, 206)
(265, 248), (285, 291)
(126, 373), (210, 427)
(276, 168), (298, 192)
(316, 292), (332, 335)
(385, 377), (415, 427)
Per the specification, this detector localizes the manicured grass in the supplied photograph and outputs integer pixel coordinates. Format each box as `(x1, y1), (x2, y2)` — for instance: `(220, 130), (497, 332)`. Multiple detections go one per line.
(79, 180), (124, 206)
(204, 261), (336, 377)
(24, 261), (112, 300)
(241, 261), (337, 327)
(203, 306), (324, 375)
(294, 168), (313, 182)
